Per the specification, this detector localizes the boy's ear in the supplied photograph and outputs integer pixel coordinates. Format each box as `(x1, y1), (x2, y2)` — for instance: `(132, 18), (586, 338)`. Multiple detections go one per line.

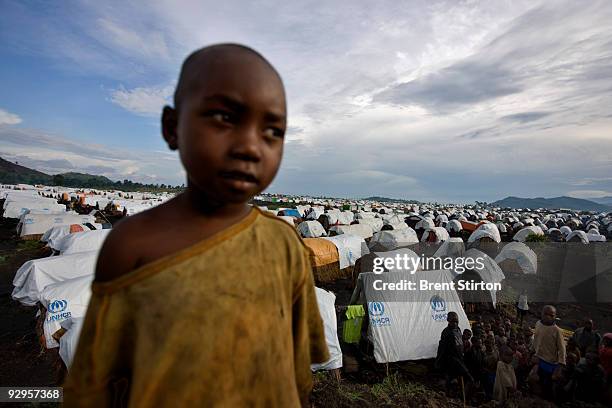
(162, 106), (178, 150)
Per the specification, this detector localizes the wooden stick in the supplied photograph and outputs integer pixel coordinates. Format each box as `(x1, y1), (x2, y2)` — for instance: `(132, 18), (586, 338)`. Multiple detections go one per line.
(460, 376), (466, 407)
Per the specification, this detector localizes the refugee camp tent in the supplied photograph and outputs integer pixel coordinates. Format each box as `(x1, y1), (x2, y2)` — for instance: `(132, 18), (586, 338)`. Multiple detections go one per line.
(311, 288), (342, 371)
(369, 228), (419, 251)
(566, 230), (589, 244)
(494, 242), (537, 275)
(354, 269), (470, 362)
(322, 234), (369, 270)
(276, 216), (296, 226)
(39, 275), (93, 348)
(2, 197), (65, 219)
(446, 220), (462, 233)
(329, 224), (374, 239)
(513, 226), (544, 242)
(357, 217), (384, 232)
(420, 227), (450, 243)
(52, 229), (111, 255)
(467, 223), (501, 243)
(586, 232), (606, 242)
(18, 213), (96, 239)
(460, 249), (505, 307)
(297, 220), (327, 238)
(12, 251), (98, 306)
(303, 238), (342, 283)
(432, 238), (465, 259)
(277, 208), (301, 218)
(59, 317), (84, 369)
(415, 218), (435, 231)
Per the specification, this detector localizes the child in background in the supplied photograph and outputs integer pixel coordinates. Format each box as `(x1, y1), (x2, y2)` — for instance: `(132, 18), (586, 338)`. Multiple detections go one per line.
(64, 44), (329, 407)
(493, 346), (518, 405)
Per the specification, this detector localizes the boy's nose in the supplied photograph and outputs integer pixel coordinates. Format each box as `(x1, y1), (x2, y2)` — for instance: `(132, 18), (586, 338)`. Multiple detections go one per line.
(229, 126), (262, 162)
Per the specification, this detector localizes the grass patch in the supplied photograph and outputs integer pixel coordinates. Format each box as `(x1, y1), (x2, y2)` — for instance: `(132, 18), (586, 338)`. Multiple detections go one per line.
(370, 372), (428, 403)
(17, 240), (44, 251)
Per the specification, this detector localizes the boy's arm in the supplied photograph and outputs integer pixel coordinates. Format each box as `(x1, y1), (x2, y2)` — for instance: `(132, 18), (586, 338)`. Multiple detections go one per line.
(292, 249), (329, 406)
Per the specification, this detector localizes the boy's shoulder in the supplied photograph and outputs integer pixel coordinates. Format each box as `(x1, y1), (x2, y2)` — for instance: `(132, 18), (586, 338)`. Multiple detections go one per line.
(252, 207), (309, 249)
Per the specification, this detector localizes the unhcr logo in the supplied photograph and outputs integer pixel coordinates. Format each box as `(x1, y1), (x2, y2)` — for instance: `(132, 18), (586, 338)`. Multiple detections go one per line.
(430, 295), (446, 312)
(368, 302), (385, 317)
(48, 299), (68, 314)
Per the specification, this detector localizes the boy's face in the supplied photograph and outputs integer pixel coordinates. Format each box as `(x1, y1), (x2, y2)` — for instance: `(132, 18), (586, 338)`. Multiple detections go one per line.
(165, 50), (286, 204)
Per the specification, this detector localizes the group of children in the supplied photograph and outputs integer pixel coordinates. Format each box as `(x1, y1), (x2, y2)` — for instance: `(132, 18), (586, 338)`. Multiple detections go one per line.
(444, 306), (612, 406)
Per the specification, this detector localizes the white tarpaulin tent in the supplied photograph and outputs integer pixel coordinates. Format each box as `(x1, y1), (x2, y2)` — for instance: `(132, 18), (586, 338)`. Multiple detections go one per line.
(330, 224), (374, 239)
(39, 275), (93, 348)
(53, 229), (110, 254)
(297, 220), (327, 238)
(420, 227), (450, 243)
(311, 288), (342, 371)
(12, 251), (98, 306)
(59, 317), (84, 369)
(513, 226), (544, 242)
(494, 242), (537, 275)
(433, 238), (465, 259)
(18, 213), (96, 238)
(322, 234), (369, 269)
(360, 270), (470, 362)
(462, 249), (505, 307)
(369, 228), (419, 251)
(468, 223), (501, 243)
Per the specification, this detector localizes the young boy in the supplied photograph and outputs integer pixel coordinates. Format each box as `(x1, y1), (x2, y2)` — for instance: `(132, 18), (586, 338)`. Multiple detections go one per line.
(493, 346), (518, 405)
(64, 44), (329, 407)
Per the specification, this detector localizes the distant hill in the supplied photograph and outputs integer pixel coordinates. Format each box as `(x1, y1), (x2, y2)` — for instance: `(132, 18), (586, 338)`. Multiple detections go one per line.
(364, 196), (421, 204)
(0, 157), (182, 192)
(492, 196), (612, 212)
(590, 196), (612, 206)
(0, 157), (52, 185)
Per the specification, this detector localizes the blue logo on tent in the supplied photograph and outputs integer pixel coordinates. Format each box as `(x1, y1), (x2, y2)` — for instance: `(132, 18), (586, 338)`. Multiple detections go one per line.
(48, 299), (67, 313)
(368, 302), (385, 316)
(430, 295), (446, 312)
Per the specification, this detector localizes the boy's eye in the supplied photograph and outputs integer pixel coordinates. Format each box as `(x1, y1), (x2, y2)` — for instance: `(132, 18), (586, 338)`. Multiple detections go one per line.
(205, 110), (234, 123)
(263, 127), (285, 139)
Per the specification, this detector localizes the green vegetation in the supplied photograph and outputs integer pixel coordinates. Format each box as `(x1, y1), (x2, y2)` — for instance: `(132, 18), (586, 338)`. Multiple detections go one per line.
(0, 157), (184, 192)
(371, 373), (428, 403)
(525, 233), (549, 242)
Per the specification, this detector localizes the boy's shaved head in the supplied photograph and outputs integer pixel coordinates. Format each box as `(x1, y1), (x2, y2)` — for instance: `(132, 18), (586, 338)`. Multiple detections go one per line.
(173, 43), (282, 110)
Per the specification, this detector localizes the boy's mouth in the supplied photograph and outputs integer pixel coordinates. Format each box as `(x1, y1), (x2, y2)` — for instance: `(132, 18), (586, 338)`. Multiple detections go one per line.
(219, 170), (259, 189)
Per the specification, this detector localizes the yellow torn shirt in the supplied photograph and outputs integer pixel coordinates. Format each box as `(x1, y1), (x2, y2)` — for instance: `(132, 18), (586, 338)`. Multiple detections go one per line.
(63, 208), (329, 407)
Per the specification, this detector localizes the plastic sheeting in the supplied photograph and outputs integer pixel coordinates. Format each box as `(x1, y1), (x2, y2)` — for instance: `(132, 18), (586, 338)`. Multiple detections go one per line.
(311, 288), (342, 371)
(433, 238), (465, 259)
(329, 224), (374, 239)
(19, 213), (96, 237)
(420, 227), (450, 243)
(3, 198), (64, 219)
(357, 218), (384, 232)
(297, 220), (327, 238)
(513, 226), (544, 242)
(323, 234), (369, 269)
(59, 317), (84, 369)
(53, 229), (111, 254)
(566, 230), (589, 244)
(369, 228), (419, 251)
(467, 223), (501, 243)
(360, 270), (470, 362)
(446, 219), (462, 233)
(39, 276), (93, 348)
(494, 242), (537, 275)
(12, 251), (98, 306)
(462, 249), (505, 307)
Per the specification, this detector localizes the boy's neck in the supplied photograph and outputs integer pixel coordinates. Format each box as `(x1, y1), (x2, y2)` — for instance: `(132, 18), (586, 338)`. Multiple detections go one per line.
(182, 186), (251, 218)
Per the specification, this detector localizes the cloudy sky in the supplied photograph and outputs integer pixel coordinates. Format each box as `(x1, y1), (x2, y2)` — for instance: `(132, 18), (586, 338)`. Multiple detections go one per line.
(1, 0), (611, 203)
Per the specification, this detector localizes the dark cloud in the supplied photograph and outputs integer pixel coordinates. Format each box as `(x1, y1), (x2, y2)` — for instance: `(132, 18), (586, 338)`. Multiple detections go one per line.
(375, 62), (523, 113)
(457, 127), (501, 140)
(0, 126), (131, 161)
(500, 112), (551, 123)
